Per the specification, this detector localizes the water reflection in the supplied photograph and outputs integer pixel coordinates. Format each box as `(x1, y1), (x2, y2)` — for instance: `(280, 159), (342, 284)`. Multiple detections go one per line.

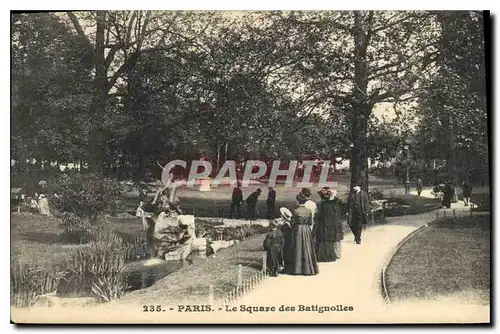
(124, 253), (208, 291)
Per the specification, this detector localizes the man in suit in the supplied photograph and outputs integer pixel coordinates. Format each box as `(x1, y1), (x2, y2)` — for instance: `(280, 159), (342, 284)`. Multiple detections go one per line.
(347, 184), (370, 244)
(266, 187), (276, 219)
(230, 184), (243, 218)
(246, 188), (262, 220)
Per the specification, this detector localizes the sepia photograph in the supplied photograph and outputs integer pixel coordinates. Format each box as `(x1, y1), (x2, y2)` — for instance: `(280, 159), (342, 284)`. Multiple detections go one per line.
(9, 8), (491, 324)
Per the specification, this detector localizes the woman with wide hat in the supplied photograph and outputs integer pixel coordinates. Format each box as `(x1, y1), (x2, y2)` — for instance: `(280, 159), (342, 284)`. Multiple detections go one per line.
(314, 187), (343, 262)
(288, 193), (319, 275)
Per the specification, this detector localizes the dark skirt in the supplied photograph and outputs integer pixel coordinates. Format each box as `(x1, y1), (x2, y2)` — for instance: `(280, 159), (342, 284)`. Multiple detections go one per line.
(289, 224), (319, 275)
(266, 245), (283, 271)
(281, 225), (293, 270)
(316, 241), (341, 262)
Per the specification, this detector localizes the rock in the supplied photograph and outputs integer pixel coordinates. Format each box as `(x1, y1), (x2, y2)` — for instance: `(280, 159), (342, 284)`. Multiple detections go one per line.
(222, 219), (270, 228)
(178, 215), (196, 239)
(192, 237), (207, 252)
(164, 240), (192, 261)
(210, 240), (235, 253)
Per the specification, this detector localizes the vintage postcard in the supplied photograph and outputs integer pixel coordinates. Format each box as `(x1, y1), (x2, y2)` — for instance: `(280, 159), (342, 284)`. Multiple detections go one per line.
(10, 9), (491, 324)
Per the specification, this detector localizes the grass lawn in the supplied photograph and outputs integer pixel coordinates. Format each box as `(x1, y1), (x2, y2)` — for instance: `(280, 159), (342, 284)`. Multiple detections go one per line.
(383, 194), (442, 217)
(11, 214), (143, 268)
(385, 215), (491, 305)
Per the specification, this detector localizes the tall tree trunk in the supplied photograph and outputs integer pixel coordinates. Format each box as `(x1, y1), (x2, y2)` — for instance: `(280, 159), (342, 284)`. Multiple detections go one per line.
(350, 11), (373, 193)
(88, 11), (107, 174)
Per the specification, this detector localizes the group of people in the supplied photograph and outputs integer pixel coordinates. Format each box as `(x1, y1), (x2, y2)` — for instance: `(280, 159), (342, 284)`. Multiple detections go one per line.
(24, 192), (51, 216)
(263, 184), (370, 277)
(417, 178), (473, 208)
(231, 186), (276, 220)
(431, 180), (473, 208)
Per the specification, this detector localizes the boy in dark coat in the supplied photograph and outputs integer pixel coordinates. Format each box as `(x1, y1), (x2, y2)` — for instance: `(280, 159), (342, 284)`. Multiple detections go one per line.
(263, 220), (285, 277)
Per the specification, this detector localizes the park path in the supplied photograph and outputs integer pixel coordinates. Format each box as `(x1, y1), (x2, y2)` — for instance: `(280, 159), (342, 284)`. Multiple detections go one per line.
(234, 195), (489, 323)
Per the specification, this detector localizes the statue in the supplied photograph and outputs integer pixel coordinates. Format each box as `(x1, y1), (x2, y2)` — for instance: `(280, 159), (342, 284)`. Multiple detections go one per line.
(140, 181), (194, 260)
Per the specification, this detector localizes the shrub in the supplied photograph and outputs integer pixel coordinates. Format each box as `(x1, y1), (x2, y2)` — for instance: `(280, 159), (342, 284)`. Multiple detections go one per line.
(369, 189), (384, 201)
(11, 260), (65, 307)
(195, 220), (218, 240)
(64, 231), (135, 303)
(11, 229), (144, 307)
(48, 173), (122, 243)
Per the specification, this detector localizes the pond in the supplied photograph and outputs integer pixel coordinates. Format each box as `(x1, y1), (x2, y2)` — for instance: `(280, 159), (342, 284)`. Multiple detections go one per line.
(56, 252), (209, 298)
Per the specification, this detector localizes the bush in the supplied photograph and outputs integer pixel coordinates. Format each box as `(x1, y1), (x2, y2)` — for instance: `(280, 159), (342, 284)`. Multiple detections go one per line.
(48, 173), (122, 243)
(369, 189), (384, 201)
(63, 231), (140, 303)
(11, 228), (144, 307)
(11, 260), (65, 307)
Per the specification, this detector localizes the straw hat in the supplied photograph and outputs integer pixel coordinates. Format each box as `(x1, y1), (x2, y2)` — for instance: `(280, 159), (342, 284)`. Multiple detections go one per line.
(280, 207), (292, 220)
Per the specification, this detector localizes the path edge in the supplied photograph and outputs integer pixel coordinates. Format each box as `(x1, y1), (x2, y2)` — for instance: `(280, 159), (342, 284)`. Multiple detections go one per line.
(379, 213), (450, 305)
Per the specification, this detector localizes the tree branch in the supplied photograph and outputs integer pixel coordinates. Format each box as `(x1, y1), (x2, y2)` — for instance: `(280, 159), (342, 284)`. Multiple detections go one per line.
(66, 12), (93, 52)
(372, 12), (420, 33)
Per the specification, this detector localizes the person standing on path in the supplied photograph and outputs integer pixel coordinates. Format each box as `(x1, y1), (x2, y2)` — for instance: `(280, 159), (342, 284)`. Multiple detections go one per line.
(314, 187), (343, 262)
(288, 193), (319, 276)
(416, 178), (423, 196)
(263, 220), (285, 277)
(266, 187), (276, 219)
(301, 188), (317, 230)
(230, 184), (243, 218)
(245, 188), (261, 220)
(347, 184), (369, 244)
(461, 180), (473, 207)
(278, 207), (293, 273)
(441, 181), (454, 209)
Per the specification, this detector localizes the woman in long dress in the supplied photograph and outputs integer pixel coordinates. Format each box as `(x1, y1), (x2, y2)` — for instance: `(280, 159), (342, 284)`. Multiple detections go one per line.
(288, 193), (319, 276)
(301, 188), (317, 229)
(314, 188), (343, 262)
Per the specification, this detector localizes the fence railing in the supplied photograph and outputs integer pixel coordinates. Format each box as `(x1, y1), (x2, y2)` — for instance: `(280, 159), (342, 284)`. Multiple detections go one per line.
(218, 254), (269, 306)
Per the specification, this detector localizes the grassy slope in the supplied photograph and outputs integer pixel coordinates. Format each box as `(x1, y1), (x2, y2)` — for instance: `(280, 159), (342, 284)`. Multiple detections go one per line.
(385, 215), (491, 305)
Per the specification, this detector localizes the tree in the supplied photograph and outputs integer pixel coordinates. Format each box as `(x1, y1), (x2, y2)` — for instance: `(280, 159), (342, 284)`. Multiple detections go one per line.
(11, 12), (93, 186)
(65, 11), (211, 173)
(273, 11), (439, 191)
(415, 11), (487, 184)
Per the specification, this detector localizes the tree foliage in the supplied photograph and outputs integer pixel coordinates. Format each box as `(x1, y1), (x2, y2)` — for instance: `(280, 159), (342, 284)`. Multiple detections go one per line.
(11, 10), (488, 188)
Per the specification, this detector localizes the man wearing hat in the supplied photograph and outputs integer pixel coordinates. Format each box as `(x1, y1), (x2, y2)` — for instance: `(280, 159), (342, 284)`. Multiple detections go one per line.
(347, 183), (369, 244)
(266, 187), (276, 219)
(245, 188), (262, 220)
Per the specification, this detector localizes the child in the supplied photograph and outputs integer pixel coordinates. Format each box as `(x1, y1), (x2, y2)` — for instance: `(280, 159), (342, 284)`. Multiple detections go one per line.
(263, 220), (285, 277)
